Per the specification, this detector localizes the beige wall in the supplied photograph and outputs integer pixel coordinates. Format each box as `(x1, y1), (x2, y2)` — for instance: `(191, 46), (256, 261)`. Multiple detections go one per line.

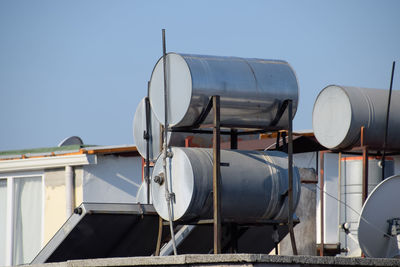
(74, 167), (83, 207)
(43, 167), (83, 245)
(44, 168), (65, 245)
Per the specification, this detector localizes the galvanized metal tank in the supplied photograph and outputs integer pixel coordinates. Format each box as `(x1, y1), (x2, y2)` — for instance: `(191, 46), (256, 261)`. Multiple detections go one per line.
(151, 147), (301, 223)
(339, 156), (394, 256)
(313, 85), (400, 150)
(149, 53), (299, 129)
(133, 97), (162, 161)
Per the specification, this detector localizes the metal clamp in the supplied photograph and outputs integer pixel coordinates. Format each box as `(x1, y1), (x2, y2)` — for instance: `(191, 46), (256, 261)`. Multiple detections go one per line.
(143, 130), (149, 140)
(387, 218), (400, 236)
(166, 192), (175, 202)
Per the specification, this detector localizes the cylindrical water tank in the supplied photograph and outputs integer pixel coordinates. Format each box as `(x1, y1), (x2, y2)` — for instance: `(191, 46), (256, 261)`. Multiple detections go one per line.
(149, 53), (299, 129)
(339, 156), (394, 256)
(134, 98), (260, 160)
(313, 85), (400, 150)
(151, 147), (301, 223)
(133, 97), (162, 161)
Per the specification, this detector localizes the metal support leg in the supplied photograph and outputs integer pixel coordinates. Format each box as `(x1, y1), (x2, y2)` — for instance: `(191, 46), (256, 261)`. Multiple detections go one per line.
(155, 216), (163, 256)
(275, 131), (281, 150)
(272, 225), (279, 255)
(213, 95), (222, 254)
(361, 125), (368, 204)
(362, 146), (369, 204)
(319, 151), (325, 256)
(229, 223), (238, 253)
(287, 100), (298, 255)
(230, 129), (238, 150)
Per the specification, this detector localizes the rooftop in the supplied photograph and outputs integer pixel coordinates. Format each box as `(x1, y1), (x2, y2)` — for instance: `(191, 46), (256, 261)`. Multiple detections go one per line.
(0, 144), (139, 161)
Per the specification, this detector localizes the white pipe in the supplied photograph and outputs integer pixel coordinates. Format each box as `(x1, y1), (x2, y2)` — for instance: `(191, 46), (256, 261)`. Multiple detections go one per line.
(65, 166), (74, 218)
(6, 177), (14, 266)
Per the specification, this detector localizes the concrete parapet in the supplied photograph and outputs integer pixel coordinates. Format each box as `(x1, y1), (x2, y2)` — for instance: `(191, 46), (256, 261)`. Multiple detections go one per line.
(27, 254), (400, 267)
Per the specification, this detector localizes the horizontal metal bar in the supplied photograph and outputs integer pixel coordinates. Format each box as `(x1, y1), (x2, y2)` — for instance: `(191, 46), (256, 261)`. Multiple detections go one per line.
(162, 218), (300, 226)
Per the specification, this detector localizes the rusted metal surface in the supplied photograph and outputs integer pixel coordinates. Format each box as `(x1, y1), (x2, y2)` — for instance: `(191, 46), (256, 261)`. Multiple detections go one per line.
(155, 217), (163, 256)
(213, 96), (222, 254)
(362, 146), (369, 204)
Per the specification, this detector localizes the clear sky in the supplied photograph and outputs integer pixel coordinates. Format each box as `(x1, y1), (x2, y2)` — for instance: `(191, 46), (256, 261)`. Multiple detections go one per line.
(0, 1), (399, 151)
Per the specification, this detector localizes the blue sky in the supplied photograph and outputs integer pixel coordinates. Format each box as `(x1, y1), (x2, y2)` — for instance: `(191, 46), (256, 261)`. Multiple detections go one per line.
(0, 1), (399, 150)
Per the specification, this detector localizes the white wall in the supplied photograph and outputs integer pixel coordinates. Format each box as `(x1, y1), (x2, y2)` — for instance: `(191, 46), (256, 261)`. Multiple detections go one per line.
(316, 152), (339, 245)
(82, 155), (142, 203)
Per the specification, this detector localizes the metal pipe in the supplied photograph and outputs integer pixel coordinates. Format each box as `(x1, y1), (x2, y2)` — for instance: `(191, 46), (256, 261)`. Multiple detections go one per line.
(65, 165), (74, 218)
(382, 61), (396, 180)
(145, 94), (151, 204)
(213, 95), (222, 254)
(161, 29), (177, 255)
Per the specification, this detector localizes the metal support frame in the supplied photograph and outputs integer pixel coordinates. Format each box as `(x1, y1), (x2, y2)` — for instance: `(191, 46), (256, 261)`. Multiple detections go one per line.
(153, 94), (297, 255)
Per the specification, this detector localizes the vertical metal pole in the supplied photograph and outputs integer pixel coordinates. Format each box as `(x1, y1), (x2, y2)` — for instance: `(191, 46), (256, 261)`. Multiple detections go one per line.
(287, 100), (298, 255)
(361, 126), (368, 204)
(382, 61), (396, 180)
(230, 129), (238, 253)
(362, 146), (369, 204)
(213, 95), (222, 254)
(162, 28), (177, 255)
(155, 216), (163, 256)
(337, 152), (342, 242)
(276, 131), (281, 150)
(145, 90), (151, 204)
(230, 129), (238, 150)
(319, 151), (325, 256)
